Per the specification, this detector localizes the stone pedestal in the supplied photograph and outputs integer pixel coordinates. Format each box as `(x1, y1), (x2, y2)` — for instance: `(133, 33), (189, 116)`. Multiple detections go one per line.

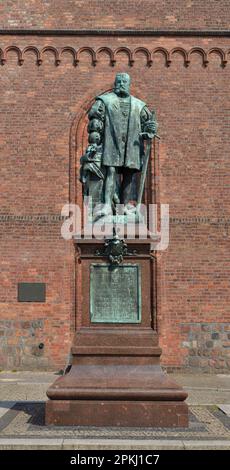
(46, 239), (188, 427)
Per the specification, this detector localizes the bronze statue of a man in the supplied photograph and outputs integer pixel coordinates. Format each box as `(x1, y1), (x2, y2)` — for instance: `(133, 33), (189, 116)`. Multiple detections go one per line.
(81, 73), (157, 217)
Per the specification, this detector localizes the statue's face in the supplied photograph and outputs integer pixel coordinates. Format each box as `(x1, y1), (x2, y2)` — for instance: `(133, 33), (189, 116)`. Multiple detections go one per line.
(114, 73), (130, 97)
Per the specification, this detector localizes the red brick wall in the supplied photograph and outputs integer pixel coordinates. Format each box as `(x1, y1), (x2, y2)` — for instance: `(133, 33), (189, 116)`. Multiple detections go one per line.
(0, 9), (230, 371)
(1, 0), (230, 30)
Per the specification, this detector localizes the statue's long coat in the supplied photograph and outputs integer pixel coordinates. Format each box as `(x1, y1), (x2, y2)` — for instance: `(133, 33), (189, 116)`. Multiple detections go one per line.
(96, 92), (146, 170)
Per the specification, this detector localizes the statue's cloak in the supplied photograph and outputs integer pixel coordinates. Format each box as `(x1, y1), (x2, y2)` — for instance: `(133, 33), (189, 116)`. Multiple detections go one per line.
(96, 92), (146, 170)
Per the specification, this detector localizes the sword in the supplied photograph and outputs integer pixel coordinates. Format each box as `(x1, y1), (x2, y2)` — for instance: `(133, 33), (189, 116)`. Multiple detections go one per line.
(137, 110), (159, 207)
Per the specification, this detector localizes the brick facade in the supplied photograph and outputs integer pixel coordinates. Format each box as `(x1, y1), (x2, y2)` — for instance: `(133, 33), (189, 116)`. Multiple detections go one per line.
(0, 1), (229, 371)
(1, 1), (230, 30)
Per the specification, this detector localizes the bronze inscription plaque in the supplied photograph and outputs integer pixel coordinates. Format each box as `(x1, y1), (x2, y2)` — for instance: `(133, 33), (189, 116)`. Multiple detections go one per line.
(90, 264), (141, 323)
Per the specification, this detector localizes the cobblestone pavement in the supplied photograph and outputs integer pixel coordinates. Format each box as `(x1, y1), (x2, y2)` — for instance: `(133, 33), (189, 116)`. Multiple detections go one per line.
(0, 402), (229, 441)
(0, 371), (229, 447)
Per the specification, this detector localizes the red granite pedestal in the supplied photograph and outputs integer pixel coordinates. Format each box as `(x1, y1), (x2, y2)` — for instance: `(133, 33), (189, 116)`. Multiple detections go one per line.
(46, 239), (188, 427)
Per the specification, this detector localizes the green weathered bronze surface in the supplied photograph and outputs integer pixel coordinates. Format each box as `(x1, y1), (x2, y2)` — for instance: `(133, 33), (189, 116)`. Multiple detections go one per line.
(90, 263), (141, 323)
(95, 237), (138, 265)
(80, 72), (158, 219)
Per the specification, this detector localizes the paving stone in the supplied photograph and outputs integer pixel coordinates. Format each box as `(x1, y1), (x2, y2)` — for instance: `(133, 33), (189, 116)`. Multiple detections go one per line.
(0, 438), (63, 450)
(0, 402), (15, 419)
(62, 438), (185, 450)
(217, 405), (230, 417)
(183, 440), (230, 450)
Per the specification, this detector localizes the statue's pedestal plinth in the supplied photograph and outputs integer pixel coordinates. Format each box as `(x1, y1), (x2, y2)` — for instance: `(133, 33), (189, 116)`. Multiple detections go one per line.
(46, 239), (188, 427)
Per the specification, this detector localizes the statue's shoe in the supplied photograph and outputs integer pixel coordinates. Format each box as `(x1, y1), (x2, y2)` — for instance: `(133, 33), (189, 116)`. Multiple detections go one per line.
(123, 204), (136, 215)
(93, 204), (113, 221)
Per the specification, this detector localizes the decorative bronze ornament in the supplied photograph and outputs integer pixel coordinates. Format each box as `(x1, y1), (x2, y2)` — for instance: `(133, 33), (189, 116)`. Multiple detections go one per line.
(95, 236), (137, 265)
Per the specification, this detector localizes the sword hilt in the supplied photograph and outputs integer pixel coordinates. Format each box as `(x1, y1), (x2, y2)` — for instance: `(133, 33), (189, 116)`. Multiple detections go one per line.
(139, 132), (160, 140)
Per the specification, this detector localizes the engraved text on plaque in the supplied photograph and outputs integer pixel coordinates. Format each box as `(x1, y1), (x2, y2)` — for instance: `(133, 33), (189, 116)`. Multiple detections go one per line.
(90, 264), (141, 323)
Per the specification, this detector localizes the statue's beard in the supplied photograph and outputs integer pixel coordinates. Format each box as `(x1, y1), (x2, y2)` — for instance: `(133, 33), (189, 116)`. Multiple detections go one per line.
(114, 86), (130, 97)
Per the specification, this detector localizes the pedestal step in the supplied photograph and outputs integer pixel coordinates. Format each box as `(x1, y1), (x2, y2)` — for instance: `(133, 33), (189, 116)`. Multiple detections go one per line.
(46, 400), (188, 427)
(46, 363), (188, 427)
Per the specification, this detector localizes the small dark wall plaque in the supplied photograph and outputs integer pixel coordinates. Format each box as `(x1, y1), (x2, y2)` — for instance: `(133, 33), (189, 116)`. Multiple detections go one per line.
(18, 283), (46, 302)
(90, 264), (141, 323)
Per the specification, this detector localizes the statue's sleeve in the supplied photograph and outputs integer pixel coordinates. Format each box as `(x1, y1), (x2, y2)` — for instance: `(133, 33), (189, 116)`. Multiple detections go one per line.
(87, 99), (105, 144)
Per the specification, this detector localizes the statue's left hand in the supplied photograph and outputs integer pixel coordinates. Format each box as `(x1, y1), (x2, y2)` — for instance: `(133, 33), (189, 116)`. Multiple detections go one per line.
(144, 120), (157, 134)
